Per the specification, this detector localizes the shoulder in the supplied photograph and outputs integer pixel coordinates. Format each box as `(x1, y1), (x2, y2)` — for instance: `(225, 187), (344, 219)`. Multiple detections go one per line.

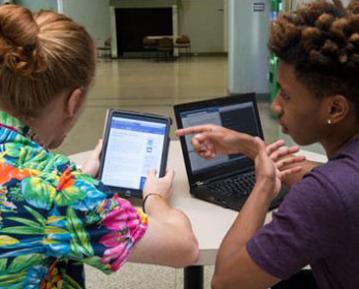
(302, 145), (359, 203)
(276, 148), (359, 232)
(283, 161), (347, 217)
(10, 147), (109, 211)
(292, 139), (359, 204)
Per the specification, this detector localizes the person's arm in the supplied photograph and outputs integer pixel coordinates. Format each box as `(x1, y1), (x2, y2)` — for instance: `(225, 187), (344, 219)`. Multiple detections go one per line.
(211, 141), (284, 289)
(176, 124), (261, 158)
(75, 142), (198, 269)
(212, 182), (280, 289)
(128, 169), (199, 267)
(175, 126), (311, 288)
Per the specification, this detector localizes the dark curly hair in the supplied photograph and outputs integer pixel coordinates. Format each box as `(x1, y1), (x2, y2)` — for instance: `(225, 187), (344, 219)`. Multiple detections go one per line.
(269, 0), (359, 116)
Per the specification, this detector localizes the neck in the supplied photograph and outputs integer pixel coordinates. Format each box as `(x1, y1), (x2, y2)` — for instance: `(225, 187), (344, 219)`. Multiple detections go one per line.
(27, 107), (66, 149)
(0, 100), (66, 150)
(321, 129), (359, 159)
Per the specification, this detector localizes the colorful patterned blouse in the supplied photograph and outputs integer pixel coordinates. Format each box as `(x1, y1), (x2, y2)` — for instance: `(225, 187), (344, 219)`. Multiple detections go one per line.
(0, 111), (148, 289)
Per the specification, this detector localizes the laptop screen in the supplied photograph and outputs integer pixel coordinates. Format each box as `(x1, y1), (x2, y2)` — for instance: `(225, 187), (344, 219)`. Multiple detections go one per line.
(174, 94), (263, 183)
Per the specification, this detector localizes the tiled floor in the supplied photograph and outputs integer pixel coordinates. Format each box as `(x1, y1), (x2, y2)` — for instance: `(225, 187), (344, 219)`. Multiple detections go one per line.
(58, 56), (323, 289)
(59, 57), (229, 156)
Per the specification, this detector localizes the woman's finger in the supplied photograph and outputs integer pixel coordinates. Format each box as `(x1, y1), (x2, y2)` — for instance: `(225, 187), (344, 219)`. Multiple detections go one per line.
(89, 139), (103, 159)
(94, 138), (103, 153)
(164, 169), (175, 181)
(147, 168), (157, 178)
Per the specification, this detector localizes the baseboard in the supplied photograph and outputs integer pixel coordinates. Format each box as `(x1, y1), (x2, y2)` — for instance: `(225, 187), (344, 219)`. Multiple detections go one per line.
(229, 93), (270, 103)
(191, 52), (228, 57)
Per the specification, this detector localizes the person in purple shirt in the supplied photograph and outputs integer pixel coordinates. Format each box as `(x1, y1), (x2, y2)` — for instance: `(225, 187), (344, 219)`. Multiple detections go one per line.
(176, 0), (359, 288)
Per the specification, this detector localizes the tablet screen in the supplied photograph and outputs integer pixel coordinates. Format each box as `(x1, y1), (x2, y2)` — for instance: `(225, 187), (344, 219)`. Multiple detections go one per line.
(101, 113), (169, 192)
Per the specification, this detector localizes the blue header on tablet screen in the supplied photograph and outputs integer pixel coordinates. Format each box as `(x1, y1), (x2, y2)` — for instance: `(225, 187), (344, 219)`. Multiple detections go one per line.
(111, 117), (166, 135)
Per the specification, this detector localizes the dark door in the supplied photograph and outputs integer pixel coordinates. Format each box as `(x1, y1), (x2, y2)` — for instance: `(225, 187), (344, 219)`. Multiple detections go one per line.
(115, 8), (173, 57)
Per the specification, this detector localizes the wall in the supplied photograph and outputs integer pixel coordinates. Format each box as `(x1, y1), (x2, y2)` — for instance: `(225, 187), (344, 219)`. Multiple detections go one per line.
(224, 0), (228, 52)
(62, 0), (111, 47)
(294, 0), (351, 6)
(110, 0), (177, 8)
(228, 0), (270, 94)
(179, 0), (225, 53)
(15, 0), (226, 53)
(14, 0), (111, 47)
(15, 0), (57, 11)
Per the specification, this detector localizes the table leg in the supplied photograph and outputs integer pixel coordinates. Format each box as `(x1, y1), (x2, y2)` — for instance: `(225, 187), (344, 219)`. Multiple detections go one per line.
(184, 266), (204, 289)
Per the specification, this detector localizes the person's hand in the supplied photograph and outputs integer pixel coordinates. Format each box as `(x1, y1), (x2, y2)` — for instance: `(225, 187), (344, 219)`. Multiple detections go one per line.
(254, 138), (282, 197)
(80, 139), (103, 177)
(176, 124), (259, 159)
(266, 140), (306, 179)
(255, 139), (306, 197)
(143, 169), (175, 201)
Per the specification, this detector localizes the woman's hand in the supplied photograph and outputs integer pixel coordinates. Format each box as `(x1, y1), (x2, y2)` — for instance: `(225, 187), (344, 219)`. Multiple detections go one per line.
(266, 140), (305, 180)
(176, 124), (259, 159)
(143, 169), (175, 201)
(81, 139), (103, 177)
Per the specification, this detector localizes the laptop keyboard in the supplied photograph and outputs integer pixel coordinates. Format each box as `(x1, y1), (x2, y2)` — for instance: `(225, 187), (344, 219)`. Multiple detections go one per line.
(207, 171), (256, 198)
(195, 171), (288, 211)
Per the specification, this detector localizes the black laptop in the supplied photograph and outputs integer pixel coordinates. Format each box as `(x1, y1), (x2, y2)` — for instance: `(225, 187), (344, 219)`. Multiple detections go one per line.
(174, 93), (287, 211)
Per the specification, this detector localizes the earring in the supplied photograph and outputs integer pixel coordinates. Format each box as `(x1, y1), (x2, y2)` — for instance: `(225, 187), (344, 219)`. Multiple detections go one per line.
(327, 119), (332, 125)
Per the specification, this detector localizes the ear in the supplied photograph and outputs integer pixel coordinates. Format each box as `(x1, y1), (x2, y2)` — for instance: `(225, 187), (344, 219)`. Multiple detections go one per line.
(65, 88), (85, 117)
(327, 94), (350, 124)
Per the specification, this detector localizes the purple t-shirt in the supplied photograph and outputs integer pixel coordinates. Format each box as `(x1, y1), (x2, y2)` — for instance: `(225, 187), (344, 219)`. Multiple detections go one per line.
(247, 138), (359, 289)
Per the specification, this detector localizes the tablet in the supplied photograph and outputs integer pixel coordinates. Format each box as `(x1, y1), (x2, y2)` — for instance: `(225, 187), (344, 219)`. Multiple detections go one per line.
(98, 109), (171, 198)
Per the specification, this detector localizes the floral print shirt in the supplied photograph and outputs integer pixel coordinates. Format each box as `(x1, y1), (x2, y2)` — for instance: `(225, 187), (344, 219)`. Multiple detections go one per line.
(0, 111), (148, 289)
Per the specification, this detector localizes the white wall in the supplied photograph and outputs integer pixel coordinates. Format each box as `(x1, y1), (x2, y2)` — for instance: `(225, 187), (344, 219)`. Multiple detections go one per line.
(62, 0), (111, 47)
(224, 0), (228, 52)
(294, 0), (351, 6)
(228, 0), (270, 94)
(15, 0), (57, 11)
(17, 0), (227, 53)
(179, 0), (225, 53)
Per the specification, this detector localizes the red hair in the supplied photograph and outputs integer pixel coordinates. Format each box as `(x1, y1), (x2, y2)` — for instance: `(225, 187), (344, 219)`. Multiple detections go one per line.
(0, 4), (95, 117)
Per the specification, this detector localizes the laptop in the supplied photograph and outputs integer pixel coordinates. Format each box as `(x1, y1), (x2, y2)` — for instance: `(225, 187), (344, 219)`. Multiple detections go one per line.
(174, 93), (287, 211)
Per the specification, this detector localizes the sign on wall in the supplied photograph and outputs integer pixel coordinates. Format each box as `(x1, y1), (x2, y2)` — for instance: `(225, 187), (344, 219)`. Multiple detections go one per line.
(253, 2), (265, 12)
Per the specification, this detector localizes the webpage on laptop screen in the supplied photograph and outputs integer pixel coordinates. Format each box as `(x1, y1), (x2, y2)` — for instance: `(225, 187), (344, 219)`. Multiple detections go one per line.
(180, 102), (259, 174)
(102, 116), (166, 190)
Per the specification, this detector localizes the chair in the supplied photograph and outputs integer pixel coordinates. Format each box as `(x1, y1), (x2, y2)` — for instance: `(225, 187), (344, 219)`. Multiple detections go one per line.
(174, 35), (191, 58)
(157, 37), (175, 61)
(143, 36), (158, 59)
(97, 37), (112, 59)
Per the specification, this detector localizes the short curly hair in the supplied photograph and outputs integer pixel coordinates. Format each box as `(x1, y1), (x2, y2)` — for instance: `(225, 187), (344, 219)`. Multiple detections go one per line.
(269, 0), (359, 115)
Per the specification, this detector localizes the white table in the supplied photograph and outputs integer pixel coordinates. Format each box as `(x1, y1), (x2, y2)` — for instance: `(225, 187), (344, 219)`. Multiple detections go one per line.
(69, 140), (327, 289)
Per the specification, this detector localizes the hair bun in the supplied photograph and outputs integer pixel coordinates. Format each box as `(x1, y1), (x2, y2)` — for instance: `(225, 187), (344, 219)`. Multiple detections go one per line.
(348, 0), (359, 14)
(2, 43), (46, 77)
(0, 4), (46, 76)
